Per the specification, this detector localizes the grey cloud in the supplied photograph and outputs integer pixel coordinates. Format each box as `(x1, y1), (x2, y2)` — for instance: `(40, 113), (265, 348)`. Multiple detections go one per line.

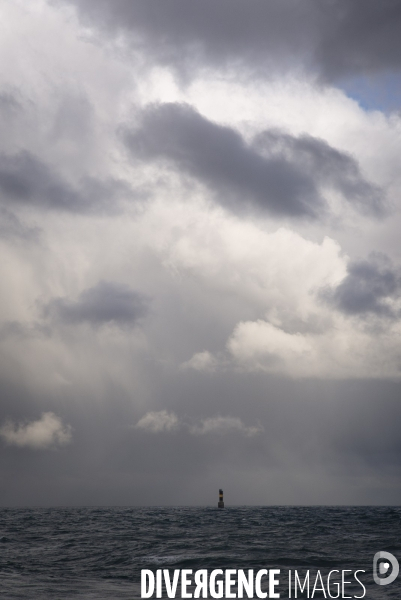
(125, 103), (382, 218)
(125, 103), (322, 218)
(0, 92), (21, 115)
(317, 1), (401, 81)
(322, 253), (401, 317)
(0, 321), (41, 342)
(254, 130), (384, 216)
(0, 151), (129, 214)
(59, 0), (401, 81)
(3, 0), (401, 509)
(44, 281), (149, 327)
(0, 206), (40, 241)
(57, 0), (315, 79)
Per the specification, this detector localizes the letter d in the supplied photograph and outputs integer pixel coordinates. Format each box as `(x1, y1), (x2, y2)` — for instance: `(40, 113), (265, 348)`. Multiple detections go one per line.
(142, 570), (155, 598)
(373, 552), (399, 586)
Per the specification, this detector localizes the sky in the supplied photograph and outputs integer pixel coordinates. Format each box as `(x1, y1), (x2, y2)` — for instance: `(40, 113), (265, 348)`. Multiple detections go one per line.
(1, 0), (401, 506)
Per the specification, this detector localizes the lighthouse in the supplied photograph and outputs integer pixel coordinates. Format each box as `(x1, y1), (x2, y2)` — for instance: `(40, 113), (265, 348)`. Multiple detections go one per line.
(218, 489), (224, 508)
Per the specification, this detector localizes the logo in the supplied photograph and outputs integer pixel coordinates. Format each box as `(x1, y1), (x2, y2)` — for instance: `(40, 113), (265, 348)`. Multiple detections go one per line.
(373, 551), (399, 586)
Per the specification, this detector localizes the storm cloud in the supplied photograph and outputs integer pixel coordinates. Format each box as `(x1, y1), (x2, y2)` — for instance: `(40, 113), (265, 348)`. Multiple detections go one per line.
(1, 0), (401, 507)
(253, 130), (384, 216)
(59, 0), (401, 81)
(126, 103), (381, 218)
(125, 103), (321, 217)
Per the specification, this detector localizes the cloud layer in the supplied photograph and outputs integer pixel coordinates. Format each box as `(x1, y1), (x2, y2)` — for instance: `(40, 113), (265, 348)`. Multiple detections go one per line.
(0, 0), (401, 505)
(60, 0), (401, 81)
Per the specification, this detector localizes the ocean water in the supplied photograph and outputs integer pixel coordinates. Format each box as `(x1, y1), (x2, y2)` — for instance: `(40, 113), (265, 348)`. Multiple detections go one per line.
(0, 506), (400, 599)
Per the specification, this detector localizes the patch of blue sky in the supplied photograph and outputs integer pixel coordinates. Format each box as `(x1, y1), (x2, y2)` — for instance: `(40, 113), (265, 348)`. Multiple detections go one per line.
(340, 71), (401, 113)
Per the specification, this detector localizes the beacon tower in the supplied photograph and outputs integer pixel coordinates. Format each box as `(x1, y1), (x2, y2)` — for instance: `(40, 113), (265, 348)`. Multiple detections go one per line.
(218, 489), (224, 508)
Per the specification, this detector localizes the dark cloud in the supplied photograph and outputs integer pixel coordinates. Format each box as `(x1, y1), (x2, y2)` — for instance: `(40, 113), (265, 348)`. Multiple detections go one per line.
(56, 0), (315, 79)
(253, 130), (384, 216)
(0, 151), (129, 214)
(44, 281), (149, 327)
(125, 103), (321, 218)
(317, 0), (401, 81)
(58, 0), (401, 81)
(125, 103), (382, 218)
(322, 253), (401, 317)
(126, 104), (322, 216)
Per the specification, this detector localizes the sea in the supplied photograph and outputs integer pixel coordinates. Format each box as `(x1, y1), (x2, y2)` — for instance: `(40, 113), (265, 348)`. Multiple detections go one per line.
(0, 506), (400, 599)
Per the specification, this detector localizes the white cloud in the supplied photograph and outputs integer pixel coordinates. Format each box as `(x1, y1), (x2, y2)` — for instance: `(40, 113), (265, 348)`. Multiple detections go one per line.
(135, 410), (179, 433)
(228, 320), (313, 369)
(158, 206), (401, 379)
(0, 412), (72, 449)
(190, 416), (263, 437)
(180, 351), (218, 372)
(135, 411), (263, 437)
(223, 316), (401, 379)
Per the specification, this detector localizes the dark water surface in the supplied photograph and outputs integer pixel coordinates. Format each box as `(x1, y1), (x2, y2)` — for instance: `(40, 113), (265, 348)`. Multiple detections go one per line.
(0, 507), (400, 599)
